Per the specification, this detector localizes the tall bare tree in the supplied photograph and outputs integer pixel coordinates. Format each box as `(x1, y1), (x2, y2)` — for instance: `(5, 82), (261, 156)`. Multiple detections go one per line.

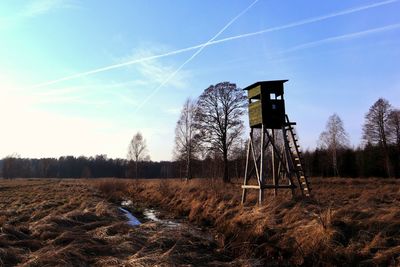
(195, 82), (246, 182)
(127, 132), (149, 178)
(388, 109), (400, 151)
(362, 98), (393, 177)
(318, 113), (349, 176)
(173, 98), (201, 180)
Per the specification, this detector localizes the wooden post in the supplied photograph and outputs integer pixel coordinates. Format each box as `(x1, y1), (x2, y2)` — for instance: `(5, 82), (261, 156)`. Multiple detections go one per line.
(259, 125), (265, 204)
(250, 134), (260, 183)
(242, 129), (252, 204)
(271, 129), (277, 196)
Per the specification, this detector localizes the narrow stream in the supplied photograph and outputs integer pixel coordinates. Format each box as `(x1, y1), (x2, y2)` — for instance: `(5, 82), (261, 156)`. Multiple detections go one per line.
(143, 208), (180, 227)
(115, 200), (238, 265)
(120, 200), (180, 227)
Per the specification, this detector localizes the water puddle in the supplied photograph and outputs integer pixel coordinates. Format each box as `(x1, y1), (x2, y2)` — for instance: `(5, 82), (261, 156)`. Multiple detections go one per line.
(120, 200), (180, 227)
(118, 207), (141, 226)
(143, 208), (180, 227)
(121, 200), (133, 206)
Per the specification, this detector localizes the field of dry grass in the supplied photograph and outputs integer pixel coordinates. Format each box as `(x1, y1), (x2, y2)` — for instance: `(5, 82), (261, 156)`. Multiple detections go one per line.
(0, 178), (399, 266)
(0, 179), (238, 266)
(94, 177), (400, 266)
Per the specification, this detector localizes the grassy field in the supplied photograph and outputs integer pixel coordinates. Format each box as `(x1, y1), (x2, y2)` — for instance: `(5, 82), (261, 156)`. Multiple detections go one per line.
(0, 179), (237, 266)
(95, 177), (400, 266)
(0, 178), (399, 266)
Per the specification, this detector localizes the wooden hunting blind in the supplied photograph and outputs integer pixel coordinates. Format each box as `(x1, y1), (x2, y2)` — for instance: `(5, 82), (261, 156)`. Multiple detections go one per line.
(242, 80), (311, 204)
(245, 80), (287, 129)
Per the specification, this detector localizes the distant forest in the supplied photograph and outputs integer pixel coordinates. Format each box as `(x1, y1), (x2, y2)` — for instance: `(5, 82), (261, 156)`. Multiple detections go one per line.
(0, 143), (399, 179)
(1, 82), (399, 180)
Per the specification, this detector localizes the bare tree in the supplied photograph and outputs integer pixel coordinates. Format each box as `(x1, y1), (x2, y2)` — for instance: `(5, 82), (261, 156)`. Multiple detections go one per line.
(388, 109), (400, 151)
(195, 82), (246, 182)
(362, 98), (393, 177)
(127, 132), (149, 178)
(173, 98), (201, 180)
(318, 113), (349, 176)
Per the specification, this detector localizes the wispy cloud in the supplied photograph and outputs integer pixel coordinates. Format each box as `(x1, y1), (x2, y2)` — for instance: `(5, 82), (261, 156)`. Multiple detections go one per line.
(0, 0), (76, 29)
(27, 0), (398, 90)
(124, 48), (190, 90)
(32, 45), (191, 108)
(22, 0), (74, 17)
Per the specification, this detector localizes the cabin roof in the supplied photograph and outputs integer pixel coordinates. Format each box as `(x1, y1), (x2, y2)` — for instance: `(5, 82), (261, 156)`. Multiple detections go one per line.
(243, 80), (288, 91)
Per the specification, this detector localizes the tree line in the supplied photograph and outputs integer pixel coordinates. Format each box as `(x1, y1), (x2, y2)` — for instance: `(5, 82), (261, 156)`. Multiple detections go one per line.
(1, 82), (399, 180)
(0, 155), (179, 179)
(0, 154), (245, 180)
(311, 98), (400, 178)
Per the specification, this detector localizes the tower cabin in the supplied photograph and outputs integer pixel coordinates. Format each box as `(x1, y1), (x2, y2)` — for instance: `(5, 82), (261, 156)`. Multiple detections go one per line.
(244, 80), (287, 129)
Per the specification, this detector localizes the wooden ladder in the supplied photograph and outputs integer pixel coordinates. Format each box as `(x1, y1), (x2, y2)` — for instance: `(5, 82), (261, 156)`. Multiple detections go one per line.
(284, 115), (311, 197)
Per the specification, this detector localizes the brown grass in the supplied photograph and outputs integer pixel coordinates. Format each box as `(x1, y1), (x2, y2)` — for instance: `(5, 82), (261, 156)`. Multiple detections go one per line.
(0, 178), (237, 266)
(1, 177), (399, 266)
(93, 177), (400, 266)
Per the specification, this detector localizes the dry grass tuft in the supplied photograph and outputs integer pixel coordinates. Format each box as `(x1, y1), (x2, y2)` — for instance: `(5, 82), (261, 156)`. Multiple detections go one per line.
(94, 179), (131, 202)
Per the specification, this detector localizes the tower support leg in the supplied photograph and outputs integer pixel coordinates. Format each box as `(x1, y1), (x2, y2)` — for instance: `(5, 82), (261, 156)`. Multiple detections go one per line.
(271, 130), (277, 196)
(241, 129), (252, 204)
(259, 125), (265, 204)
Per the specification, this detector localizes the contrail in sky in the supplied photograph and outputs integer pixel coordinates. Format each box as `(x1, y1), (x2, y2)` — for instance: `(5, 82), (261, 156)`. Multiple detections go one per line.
(134, 0), (259, 112)
(29, 0), (398, 90)
(204, 0), (399, 47)
(281, 23), (400, 53)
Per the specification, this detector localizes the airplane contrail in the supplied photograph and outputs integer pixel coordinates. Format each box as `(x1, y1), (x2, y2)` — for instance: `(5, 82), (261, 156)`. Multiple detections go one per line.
(203, 0), (399, 47)
(281, 23), (400, 53)
(29, 0), (398, 89)
(133, 0), (259, 112)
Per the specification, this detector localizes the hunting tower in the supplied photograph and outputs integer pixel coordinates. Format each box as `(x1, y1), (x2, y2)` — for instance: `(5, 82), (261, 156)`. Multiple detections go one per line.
(242, 80), (311, 204)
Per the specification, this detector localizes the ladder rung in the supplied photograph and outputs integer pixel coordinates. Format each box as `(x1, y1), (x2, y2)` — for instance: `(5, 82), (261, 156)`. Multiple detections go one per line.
(241, 185), (260, 189)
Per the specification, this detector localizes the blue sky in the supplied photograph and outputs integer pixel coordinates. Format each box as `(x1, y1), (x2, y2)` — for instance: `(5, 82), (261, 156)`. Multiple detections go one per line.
(0, 0), (399, 160)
